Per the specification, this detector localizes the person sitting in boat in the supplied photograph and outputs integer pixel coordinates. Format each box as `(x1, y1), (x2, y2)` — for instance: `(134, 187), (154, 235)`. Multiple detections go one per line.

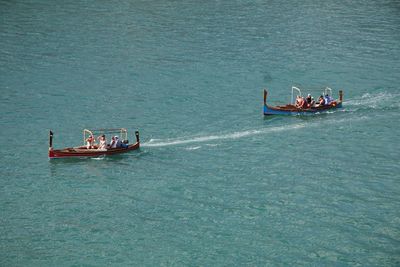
(109, 136), (123, 148)
(97, 134), (107, 150)
(119, 137), (129, 148)
(316, 95), (325, 107)
(109, 136), (117, 148)
(86, 134), (95, 149)
(297, 96), (308, 109)
(324, 94), (333, 105)
(295, 96), (305, 108)
(120, 140), (128, 148)
(116, 136), (124, 148)
(306, 94), (315, 108)
(295, 96), (300, 107)
(310, 97), (315, 107)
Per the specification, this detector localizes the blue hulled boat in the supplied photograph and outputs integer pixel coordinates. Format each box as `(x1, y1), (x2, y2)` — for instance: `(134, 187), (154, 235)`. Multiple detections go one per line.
(263, 86), (343, 116)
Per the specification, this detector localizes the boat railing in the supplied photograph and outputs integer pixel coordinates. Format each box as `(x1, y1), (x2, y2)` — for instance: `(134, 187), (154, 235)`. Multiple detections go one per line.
(291, 86), (302, 104)
(324, 87), (332, 96)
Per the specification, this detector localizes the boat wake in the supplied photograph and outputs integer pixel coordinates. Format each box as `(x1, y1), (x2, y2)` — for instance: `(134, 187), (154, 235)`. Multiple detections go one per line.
(148, 113), (367, 149)
(344, 92), (400, 110)
(142, 124), (307, 148)
(140, 91), (395, 149)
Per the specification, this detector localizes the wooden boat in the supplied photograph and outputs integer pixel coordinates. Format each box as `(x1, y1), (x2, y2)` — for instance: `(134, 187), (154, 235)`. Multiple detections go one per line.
(263, 86), (343, 116)
(48, 128), (140, 159)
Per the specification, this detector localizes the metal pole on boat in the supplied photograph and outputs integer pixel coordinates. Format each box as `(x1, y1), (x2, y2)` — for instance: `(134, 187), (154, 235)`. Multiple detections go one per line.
(49, 130), (53, 150)
(339, 90), (343, 102)
(135, 131), (140, 143)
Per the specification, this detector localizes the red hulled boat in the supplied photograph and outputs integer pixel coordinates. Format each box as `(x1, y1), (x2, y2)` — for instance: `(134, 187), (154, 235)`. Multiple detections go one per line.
(48, 128), (140, 159)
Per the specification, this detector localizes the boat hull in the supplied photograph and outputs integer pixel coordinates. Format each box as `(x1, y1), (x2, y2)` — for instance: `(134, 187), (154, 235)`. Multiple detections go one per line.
(49, 143), (140, 159)
(263, 102), (342, 116)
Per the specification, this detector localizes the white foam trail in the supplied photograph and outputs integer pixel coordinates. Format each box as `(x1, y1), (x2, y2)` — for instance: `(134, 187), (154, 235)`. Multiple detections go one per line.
(185, 146), (202, 150)
(142, 115), (369, 148)
(91, 156), (105, 160)
(344, 92), (400, 109)
(142, 124), (306, 147)
(206, 144), (219, 147)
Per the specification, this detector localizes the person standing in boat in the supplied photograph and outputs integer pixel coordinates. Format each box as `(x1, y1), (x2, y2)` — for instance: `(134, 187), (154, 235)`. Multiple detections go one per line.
(97, 134), (107, 150)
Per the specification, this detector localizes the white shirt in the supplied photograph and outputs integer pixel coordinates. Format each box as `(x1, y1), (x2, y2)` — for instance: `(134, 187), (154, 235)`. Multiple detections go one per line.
(110, 139), (117, 148)
(98, 139), (107, 149)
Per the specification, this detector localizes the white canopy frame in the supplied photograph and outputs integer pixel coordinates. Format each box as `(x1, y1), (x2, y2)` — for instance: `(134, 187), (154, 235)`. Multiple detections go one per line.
(291, 86), (302, 104)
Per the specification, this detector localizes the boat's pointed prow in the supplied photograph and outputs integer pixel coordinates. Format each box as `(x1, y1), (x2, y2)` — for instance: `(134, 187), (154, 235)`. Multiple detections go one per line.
(264, 89), (268, 106)
(49, 130), (53, 148)
(49, 130), (54, 158)
(135, 130), (140, 146)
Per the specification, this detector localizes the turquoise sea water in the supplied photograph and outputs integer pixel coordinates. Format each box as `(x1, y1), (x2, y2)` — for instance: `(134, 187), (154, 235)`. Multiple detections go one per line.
(1, 0), (400, 265)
